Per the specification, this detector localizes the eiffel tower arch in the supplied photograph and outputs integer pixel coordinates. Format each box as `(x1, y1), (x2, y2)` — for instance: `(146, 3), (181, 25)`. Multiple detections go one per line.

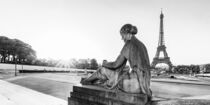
(151, 11), (172, 71)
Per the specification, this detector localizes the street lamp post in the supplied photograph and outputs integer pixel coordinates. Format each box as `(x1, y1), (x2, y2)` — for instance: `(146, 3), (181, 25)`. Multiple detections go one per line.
(14, 55), (17, 76)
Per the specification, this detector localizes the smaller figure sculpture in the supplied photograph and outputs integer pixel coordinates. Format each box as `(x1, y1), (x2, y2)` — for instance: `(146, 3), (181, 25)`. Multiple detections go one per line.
(81, 24), (152, 99)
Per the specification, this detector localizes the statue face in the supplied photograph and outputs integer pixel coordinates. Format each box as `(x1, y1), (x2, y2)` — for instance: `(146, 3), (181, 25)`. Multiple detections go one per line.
(121, 33), (126, 42)
(121, 33), (131, 42)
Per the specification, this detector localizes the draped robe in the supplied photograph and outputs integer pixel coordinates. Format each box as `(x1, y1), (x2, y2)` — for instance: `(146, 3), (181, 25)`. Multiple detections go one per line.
(82, 36), (152, 97)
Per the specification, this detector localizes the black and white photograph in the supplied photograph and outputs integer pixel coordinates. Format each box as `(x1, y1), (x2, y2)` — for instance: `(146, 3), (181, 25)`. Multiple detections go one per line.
(0, 0), (210, 105)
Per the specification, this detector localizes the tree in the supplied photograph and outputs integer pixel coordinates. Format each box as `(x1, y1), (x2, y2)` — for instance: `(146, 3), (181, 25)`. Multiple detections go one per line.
(0, 36), (37, 64)
(76, 59), (90, 69)
(90, 59), (98, 70)
(71, 58), (97, 69)
(0, 36), (11, 63)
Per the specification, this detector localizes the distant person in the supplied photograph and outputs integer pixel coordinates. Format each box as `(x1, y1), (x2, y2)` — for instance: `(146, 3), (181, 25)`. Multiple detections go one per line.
(81, 24), (152, 99)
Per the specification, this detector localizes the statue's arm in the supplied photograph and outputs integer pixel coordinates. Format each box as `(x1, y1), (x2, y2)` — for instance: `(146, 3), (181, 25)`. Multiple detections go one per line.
(102, 42), (130, 70)
(102, 54), (126, 70)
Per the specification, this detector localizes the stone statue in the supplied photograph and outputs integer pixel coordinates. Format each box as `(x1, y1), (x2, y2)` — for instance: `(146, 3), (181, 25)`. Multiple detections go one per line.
(81, 24), (152, 99)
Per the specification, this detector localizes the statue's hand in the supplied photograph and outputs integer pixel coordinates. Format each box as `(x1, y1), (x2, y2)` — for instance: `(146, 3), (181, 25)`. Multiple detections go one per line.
(123, 65), (130, 71)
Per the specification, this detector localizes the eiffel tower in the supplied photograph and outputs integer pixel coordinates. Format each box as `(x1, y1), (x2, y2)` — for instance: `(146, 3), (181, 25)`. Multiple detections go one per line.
(151, 11), (172, 71)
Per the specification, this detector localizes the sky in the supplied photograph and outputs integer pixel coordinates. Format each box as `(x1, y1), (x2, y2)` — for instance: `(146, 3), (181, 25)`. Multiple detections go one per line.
(0, 0), (210, 65)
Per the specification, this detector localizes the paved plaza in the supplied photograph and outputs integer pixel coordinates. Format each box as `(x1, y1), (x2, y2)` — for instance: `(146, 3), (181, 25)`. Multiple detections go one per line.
(1, 73), (210, 104)
(0, 79), (67, 105)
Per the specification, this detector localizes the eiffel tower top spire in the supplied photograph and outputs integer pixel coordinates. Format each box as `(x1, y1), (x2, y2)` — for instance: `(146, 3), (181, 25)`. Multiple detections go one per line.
(158, 10), (165, 46)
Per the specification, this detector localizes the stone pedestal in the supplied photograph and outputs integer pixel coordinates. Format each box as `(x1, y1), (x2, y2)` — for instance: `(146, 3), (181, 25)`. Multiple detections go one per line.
(68, 85), (148, 105)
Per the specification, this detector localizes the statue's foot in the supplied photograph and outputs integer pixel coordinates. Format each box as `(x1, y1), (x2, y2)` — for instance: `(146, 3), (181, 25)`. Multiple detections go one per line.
(80, 78), (92, 85)
(80, 81), (88, 85)
(81, 81), (92, 85)
(80, 78), (86, 82)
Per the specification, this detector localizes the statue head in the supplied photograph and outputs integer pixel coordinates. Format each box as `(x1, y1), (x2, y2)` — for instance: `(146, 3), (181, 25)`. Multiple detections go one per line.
(120, 24), (137, 42)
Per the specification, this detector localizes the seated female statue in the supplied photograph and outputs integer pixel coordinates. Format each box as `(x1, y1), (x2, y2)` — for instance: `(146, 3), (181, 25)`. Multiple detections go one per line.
(81, 24), (152, 99)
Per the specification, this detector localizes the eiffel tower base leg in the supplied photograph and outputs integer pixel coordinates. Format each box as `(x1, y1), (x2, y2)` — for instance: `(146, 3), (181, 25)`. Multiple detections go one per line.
(151, 57), (172, 73)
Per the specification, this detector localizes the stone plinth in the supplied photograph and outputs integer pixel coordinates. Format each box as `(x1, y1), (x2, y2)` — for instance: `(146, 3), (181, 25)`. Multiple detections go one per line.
(68, 85), (148, 105)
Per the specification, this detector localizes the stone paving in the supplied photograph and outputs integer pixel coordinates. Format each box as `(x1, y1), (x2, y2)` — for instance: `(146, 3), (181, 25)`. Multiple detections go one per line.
(1, 73), (210, 105)
(0, 79), (67, 105)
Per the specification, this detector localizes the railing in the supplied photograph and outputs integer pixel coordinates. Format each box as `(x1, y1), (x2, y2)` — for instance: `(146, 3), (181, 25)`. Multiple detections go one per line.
(0, 63), (96, 73)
